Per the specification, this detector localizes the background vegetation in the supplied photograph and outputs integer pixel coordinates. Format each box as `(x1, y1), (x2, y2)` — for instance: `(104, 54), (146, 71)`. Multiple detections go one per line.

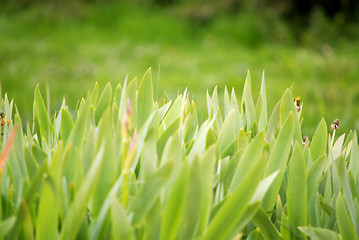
(1, 0), (359, 135)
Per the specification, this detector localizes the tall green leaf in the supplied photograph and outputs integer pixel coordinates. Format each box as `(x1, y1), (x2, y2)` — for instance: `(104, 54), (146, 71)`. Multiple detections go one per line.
(93, 108), (116, 216)
(110, 195), (135, 240)
(130, 162), (173, 225)
(202, 146), (267, 240)
(94, 82), (112, 125)
(160, 162), (189, 240)
(34, 84), (54, 146)
(287, 142), (307, 240)
(336, 193), (358, 240)
(262, 113), (294, 211)
(137, 68), (154, 128)
(59, 144), (105, 240)
(229, 131), (265, 191)
(36, 145), (64, 240)
(310, 118), (327, 162)
(258, 71), (267, 131)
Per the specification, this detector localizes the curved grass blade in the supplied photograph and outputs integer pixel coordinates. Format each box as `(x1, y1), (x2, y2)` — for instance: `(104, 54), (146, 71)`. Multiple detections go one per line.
(229, 131), (265, 192)
(262, 113), (294, 211)
(252, 207), (281, 240)
(94, 82), (112, 125)
(60, 108), (73, 143)
(160, 161), (189, 240)
(130, 162), (173, 225)
(110, 195), (135, 240)
(202, 147), (267, 240)
(307, 154), (327, 203)
(335, 193), (358, 240)
(0, 216), (16, 238)
(36, 145), (64, 240)
(34, 84), (54, 146)
(59, 144), (105, 240)
(310, 118), (327, 162)
(218, 110), (237, 155)
(137, 68), (154, 128)
(287, 142), (307, 240)
(299, 226), (340, 240)
(258, 70), (267, 131)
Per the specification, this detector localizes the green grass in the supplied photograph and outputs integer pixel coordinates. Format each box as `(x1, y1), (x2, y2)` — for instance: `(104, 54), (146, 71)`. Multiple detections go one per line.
(1, 68), (359, 239)
(1, 2), (359, 135)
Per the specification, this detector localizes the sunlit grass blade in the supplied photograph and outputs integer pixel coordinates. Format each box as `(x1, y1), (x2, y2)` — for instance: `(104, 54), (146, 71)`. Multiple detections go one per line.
(287, 142), (307, 240)
(20, 200), (34, 240)
(157, 117), (180, 159)
(335, 193), (358, 240)
(280, 89), (302, 143)
(93, 108), (116, 216)
(179, 156), (203, 239)
(60, 107), (73, 143)
(160, 161), (189, 240)
(258, 70), (267, 131)
(252, 207), (281, 240)
(36, 145), (63, 240)
(299, 226), (340, 240)
(197, 145), (216, 236)
(59, 143), (105, 240)
(262, 113), (294, 211)
(229, 131), (265, 191)
(137, 68), (154, 128)
(110, 195), (136, 240)
(336, 155), (359, 234)
(307, 153), (327, 202)
(130, 162), (173, 225)
(310, 118), (327, 162)
(202, 145), (267, 240)
(349, 131), (359, 182)
(188, 116), (215, 162)
(242, 78), (256, 131)
(34, 84), (54, 146)
(265, 99), (280, 141)
(218, 110), (237, 156)
(94, 82), (112, 125)
(0, 216), (16, 238)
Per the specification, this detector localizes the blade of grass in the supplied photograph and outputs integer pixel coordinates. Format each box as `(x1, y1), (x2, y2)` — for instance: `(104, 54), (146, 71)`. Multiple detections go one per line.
(160, 161), (189, 240)
(36, 145), (64, 240)
(202, 145), (267, 240)
(218, 110), (237, 155)
(110, 195), (135, 240)
(34, 84), (54, 146)
(137, 68), (154, 128)
(94, 82), (112, 125)
(130, 162), (173, 225)
(336, 193), (358, 240)
(310, 118), (327, 162)
(287, 142), (307, 240)
(258, 70), (267, 131)
(299, 226), (340, 240)
(252, 207), (281, 240)
(262, 113), (294, 211)
(59, 143), (105, 240)
(229, 131), (265, 191)
(0, 216), (16, 238)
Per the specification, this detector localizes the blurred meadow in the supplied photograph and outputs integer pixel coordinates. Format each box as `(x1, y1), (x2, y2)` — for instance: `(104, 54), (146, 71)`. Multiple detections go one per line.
(1, 0), (359, 135)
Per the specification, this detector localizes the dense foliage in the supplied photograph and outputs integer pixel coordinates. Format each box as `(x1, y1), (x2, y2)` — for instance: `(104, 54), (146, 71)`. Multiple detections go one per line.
(0, 69), (359, 239)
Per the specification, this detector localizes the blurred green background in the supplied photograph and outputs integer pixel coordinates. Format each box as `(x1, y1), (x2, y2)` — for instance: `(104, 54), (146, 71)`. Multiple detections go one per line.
(1, 0), (359, 136)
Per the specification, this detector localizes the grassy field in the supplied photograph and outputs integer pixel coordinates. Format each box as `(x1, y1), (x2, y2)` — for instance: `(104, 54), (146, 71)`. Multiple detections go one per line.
(1, 2), (359, 135)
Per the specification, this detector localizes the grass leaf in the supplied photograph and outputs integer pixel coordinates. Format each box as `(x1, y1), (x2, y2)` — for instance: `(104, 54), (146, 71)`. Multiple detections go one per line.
(287, 142), (307, 240)
(137, 68), (154, 128)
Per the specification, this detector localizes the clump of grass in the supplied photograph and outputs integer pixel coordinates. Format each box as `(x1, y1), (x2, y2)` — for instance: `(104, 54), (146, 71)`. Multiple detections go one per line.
(0, 68), (358, 239)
